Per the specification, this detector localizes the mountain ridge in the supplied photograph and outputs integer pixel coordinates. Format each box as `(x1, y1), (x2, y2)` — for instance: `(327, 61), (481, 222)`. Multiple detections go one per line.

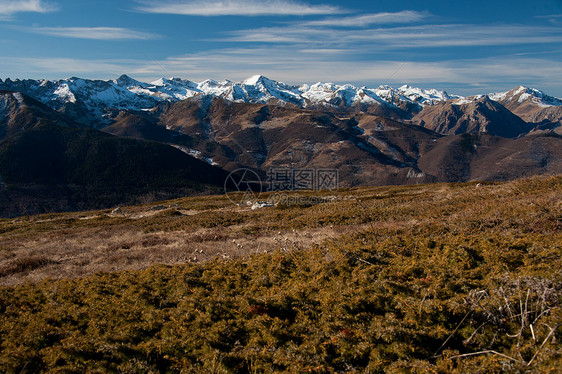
(2, 75), (560, 129)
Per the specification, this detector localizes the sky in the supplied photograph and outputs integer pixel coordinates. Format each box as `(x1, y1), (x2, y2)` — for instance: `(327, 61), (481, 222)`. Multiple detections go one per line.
(1, 0), (562, 96)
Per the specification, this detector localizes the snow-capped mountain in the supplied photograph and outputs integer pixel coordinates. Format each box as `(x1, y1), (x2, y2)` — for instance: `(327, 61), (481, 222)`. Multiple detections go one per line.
(397, 85), (459, 105)
(1, 75), (561, 129)
(488, 86), (562, 126)
(0, 75), (461, 126)
(296, 82), (455, 108)
(489, 86), (562, 107)
(0, 76), (162, 127)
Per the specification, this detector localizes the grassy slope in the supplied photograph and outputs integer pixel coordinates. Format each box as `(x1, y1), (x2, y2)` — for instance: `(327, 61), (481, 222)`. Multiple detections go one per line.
(0, 176), (561, 373)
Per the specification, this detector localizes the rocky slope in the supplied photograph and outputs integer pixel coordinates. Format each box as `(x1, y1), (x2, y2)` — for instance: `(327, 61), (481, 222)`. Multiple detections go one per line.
(0, 91), (80, 140)
(411, 96), (532, 138)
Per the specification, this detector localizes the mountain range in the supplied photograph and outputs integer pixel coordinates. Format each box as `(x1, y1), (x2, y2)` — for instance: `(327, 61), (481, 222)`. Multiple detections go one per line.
(2, 75), (561, 127)
(0, 75), (561, 217)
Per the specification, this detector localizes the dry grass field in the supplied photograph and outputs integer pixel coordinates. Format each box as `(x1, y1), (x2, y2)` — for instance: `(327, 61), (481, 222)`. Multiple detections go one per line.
(0, 175), (560, 372)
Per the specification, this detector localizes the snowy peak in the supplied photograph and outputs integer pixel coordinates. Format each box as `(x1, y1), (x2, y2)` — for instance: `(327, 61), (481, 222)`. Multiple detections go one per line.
(301, 82), (370, 106)
(199, 79), (220, 87)
(114, 74), (146, 88)
(487, 86), (562, 125)
(150, 77), (196, 88)
(489, 86), (562, 107)
(242, 75), (289, 90)
(243, 74), (268, 86)
(398, 85), (456, 105)
(297, 82), (458, 109)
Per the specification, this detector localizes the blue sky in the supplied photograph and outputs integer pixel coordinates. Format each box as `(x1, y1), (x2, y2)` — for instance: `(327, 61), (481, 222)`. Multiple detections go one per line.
(1, 0), (562, 96)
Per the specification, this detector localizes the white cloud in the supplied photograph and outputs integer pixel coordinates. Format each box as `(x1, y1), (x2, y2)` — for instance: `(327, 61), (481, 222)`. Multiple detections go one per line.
(222, 24), (562, 48)
(0, 0), (57, 19)
(134, 0), (343, 16)
(536, 14), (562, 19)
(0, 57), (141, 77)
(302, 10), (429, 27)
(536, 13), (562, 25)
(29, 27), (161, 40)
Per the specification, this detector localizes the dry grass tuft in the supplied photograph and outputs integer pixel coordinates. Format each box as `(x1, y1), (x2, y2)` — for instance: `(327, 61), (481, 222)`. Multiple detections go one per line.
(0, 256), (57, 277)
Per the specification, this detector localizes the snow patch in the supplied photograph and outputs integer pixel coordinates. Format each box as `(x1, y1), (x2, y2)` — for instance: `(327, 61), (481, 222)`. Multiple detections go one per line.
(488, 91), (508, 101)
(11, 92), (24, 104)
(243, 75), (264, 86)
(53, 84), (76, 103)
(189, 149), (202, 158)
(452, 98), (473, 106)
(205, 157), (218, 166)
(170, 145), (217, 166)
(518, 93), (532, 103)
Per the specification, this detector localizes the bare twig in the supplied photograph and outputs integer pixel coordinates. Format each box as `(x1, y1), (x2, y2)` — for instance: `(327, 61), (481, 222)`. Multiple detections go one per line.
(19, 361), (30, 374)
(500, 286), (514, 320)
(434, 290), (487, 358)
(449, 350), (524, 364)
(533, 308), (552, 325)
(527, 324), (557, 367)
(517, 283), (524, 349)
(434, 308), (475, 357)
(489, 330), (499, 350)
(357, 257), (375, 266)
(464, 322), (487, 345)
(524, 288), (530, 328)
(418, 291), (428, 316)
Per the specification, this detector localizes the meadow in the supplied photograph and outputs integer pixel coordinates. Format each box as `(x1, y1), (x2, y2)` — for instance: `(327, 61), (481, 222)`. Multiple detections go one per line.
(0, 176), (560, 372)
